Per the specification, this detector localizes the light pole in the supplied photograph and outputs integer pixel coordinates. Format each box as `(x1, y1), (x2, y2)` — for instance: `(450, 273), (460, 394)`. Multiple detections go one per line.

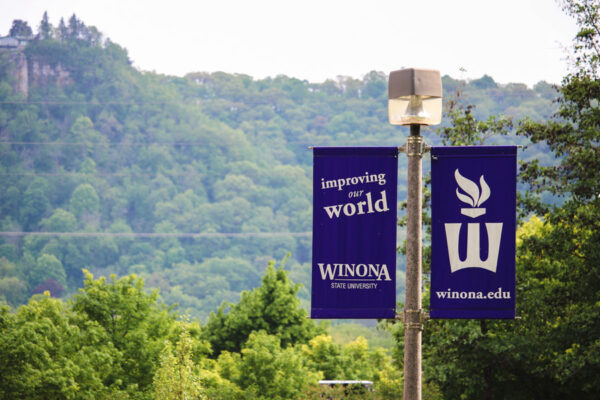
(388, 68), (442, 400)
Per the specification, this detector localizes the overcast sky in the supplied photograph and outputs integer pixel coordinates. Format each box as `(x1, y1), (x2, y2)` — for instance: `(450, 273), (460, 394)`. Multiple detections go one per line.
(1, 0), (579, 87)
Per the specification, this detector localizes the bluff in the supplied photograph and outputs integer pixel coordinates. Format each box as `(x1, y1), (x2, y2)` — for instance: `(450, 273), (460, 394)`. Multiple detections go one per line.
(0, 35), (72, 98)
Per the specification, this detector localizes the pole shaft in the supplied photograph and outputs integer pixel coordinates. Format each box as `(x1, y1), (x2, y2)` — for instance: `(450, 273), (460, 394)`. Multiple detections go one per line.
(404, 124), (423, 400)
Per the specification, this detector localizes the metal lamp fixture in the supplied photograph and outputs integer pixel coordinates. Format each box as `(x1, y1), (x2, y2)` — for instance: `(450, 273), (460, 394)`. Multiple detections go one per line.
(388, 68), (442, 126)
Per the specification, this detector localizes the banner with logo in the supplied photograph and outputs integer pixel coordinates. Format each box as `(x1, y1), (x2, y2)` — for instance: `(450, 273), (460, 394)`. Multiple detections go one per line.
(430, 146), (517, 319)
(311, 147), (398, 319)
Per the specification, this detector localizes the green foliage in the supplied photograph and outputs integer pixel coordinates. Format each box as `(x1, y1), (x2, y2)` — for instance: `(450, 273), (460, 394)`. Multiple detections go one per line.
(204, 259), (324, 355)
(8, 19), (32, 37)
(419, 3), (600, 399)
(71, 270), (177, 397)
(41, 208), (77, 232)
(512, 5), (600, 396)
(70, 183), (100, 221)
(20, 178), (50, 230)
(234, 331), (320, 399)
(0, 293), (118, 399)
(0, 263), (405, 399)
(0, 257), (28, 306)
(153, 328), (204, 400)
(514, 213), (600, 396)
(29, 253), (66, 288)
(328, 322), (394, 349)
(38, 11), (52, 40)
(437, 88), (513, 146)
(519, 0), (599, 205)
(302, 335), (344, 379)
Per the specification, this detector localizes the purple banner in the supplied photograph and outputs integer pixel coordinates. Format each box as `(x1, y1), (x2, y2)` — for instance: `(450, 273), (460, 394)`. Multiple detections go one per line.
(311, 147), (398, 319)
(430, 146), (517, 319)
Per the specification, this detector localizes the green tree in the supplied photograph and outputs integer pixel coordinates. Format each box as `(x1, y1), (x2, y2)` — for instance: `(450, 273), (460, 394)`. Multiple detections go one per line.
(513, 1), (600, 395)
(204, 259), (324, 356)
(339, 336), (392, 382)
(8, 19), (32, 37)
(40, 208), (77, 232)
(70, 183), (100, 221)
(153, 327), (204, 400)
(422, 2), (600, 399)
(0, 258), (28, 306)
(72, 270), (177, 398)
(57, 17), (68, 41)
(234, 331), (320, 400)
(29, 253), (66, 289)
(519, 0), (599, 205)
(20, 178), (50, 230)
(38, 11), (53, 40)
(301, 334), (344, 380)
(64, 116), (103, 169)
(0, 293), (121, 399)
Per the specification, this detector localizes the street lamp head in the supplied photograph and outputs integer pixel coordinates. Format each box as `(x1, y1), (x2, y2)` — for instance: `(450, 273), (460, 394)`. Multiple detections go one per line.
(388, 68), (442, 126)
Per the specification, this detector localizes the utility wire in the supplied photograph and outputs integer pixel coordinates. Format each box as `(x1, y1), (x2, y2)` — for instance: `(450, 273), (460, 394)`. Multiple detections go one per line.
(0, 231), (312, 238)
(0, 100), (204, 105)
(0, 172), (205, 177)
(0, 139), (397, 147)
(0, 141), (213, 146)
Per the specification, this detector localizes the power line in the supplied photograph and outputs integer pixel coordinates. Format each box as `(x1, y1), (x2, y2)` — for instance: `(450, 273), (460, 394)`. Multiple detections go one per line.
(0, 231), (312, 238)
(0, 100), (204, 105)
(0, 139), (397, 147)
(0, 172), (205, 177)
(0, 141), (212, 146)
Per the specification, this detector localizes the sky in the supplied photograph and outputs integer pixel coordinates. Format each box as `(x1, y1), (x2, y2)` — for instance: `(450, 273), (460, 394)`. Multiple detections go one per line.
(1, 0), (579, 88)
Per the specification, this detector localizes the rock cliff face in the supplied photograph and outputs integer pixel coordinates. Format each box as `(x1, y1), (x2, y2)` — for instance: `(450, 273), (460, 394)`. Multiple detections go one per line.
(29, 58), (72, 89)
(0, 48), (72, 98)
(0, 50), (28, 97)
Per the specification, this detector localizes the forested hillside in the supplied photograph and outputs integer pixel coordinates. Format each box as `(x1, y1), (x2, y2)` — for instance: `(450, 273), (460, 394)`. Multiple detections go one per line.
(0, 15), (558, 320)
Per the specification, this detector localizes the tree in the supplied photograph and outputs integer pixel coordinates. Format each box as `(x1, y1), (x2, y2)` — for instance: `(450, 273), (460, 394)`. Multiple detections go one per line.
(28, 253), (66, 289)
(20, 178), (50, 230)
(514, 3), (600, 395)
(38, 11), (53, 40)
(204, 259), (324, 355)
(31, 278), (64, 297)
(302, 335), (344, 380)
(40, 208), (77, 232)
(519, 0), (599, 205)
(0, 293), (120, 399)
(68, 14), (86, 41)
(0, 258), (28, 306)
(153, 327), (204, 400)
(70, 183), (100, 221)
(508, 3), (600, 386)
(233, 331), (320, 400)
(437, 85), (513, 147)
(421, 1), (600, 399)
(512, 214), (600, 397)
(72, 270), (177, 397)
(8, 20), (32, 37)
(57, 17), (68, 41)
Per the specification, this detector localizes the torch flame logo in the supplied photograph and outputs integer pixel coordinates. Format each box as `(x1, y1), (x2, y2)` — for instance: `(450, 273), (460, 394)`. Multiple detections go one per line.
(445, 169), (502, 272)
(455, 169), (490, 218)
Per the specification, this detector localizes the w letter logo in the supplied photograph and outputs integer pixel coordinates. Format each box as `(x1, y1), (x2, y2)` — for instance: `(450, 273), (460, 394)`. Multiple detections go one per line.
(445, 169), (502, 273)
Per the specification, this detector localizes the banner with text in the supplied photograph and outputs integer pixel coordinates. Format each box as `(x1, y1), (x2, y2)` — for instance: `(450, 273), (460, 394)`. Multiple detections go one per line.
(430, 146), (517, 319)
(311, 147), (398, 319)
